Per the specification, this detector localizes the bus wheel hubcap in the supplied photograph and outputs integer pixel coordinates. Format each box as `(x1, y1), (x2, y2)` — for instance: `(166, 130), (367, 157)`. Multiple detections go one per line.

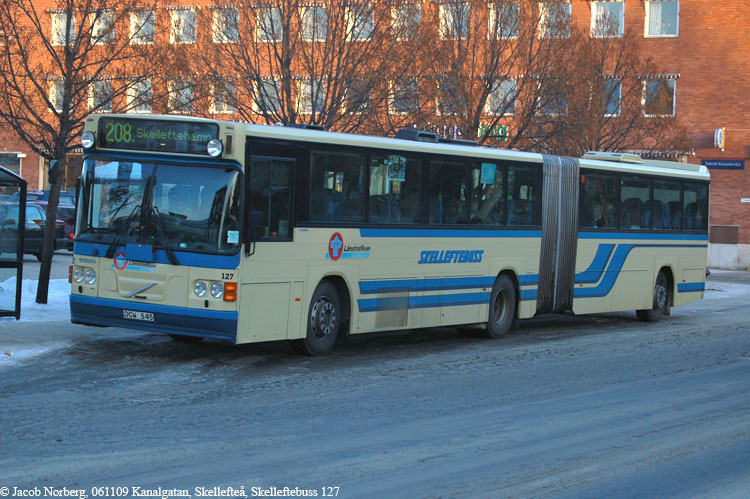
(493, 290), (509, 326)
(655, 283), (667, 309)
(311, 298), (336, 338)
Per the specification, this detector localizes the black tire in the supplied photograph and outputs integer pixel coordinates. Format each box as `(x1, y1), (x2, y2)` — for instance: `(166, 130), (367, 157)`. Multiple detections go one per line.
(487, 274), (516, 339)
(637, 270), (670, 322)
(290, 280), (340, 356)
(169, 334), (203, 343)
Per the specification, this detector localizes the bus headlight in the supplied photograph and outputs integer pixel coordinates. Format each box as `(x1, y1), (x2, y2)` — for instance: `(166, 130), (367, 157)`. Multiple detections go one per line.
(211, 282), (224, 299)
(194, 281), (207, 297)
(207, 139), (223, 157)
(73, 267), (84, 283)
(84, 269), (97, 284)
(81, 131), (95, 149)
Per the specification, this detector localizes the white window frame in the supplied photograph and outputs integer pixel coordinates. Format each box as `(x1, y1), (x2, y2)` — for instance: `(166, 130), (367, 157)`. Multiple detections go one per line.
(346, 4), (375, 41)
(602, 78), (622, 117)
(90, 10), (115, 45)
(256, 7), (283, 42)
(485, 78), (517, 116)
(88, 79), (113, 112)
(642, 78), (676, 117)
(48, 79), (65, 113)
(439, 2), (471, 40)
(168, 80), (194, 114)
(591, 1), (624, 38)
(51, 12), (76, 46)
(126, 79), (152, 113)
(170, 9), (196, 45)
(212, 8), (239, 43)
(252, 79), (281, 114)
(129, 10), (155, 45)
(390, 78), (419, 115)
(391, 3), (421, 41)
(211, 80), (236, 114)
(539, 1), (571, 39)
(301, 5), (327, 42)
(644, 1), (679, 38)
(488, 2), (520, 40)
(298, 79), (326, 115)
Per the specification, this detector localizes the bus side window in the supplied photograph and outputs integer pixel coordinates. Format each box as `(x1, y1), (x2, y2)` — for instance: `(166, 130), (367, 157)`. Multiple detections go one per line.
(469, 162), (505, 225)
(369, 153), (424, 224)
(620, 176), (650, 229)
(581, 172), (618, 229)
(310, 149), (366, 222)
(508, 164), (539, 226)
(429, 159), (469, 225)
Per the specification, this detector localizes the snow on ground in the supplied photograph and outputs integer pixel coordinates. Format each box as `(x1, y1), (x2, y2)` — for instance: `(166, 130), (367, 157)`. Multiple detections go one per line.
(0, 277), (71, 322)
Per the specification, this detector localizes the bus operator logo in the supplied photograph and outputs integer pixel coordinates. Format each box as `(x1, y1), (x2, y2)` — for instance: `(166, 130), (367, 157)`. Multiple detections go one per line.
(114, 252), (128, 270)
(328, 232), (344, 261)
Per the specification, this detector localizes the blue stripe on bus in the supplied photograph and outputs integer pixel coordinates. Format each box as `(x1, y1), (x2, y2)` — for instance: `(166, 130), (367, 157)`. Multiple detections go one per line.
(74, 242), (241, 269)
(520, 289), (537, 301)
(574, 244), (615, 284)
(677, 282), (705, 293)
(69, 294), (237, 341)
(578, 232), (708, 241)
(573, 244), (708, 299)
(359, 228), (542, 238)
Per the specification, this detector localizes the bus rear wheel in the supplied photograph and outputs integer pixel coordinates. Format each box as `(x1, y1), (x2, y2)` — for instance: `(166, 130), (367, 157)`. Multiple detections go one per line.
(487, 274), (516, 339)
(291, 280), (340, 356)
(637, 270), (670, 322)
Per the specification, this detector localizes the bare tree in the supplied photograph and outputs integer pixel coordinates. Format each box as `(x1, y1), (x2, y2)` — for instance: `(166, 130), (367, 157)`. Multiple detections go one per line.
(0, 0), (160, 303)
(198, 0), (418, 133)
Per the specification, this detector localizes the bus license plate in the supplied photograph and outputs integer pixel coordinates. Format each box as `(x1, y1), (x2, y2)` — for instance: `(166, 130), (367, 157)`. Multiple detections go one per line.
(123, 310), (154, 321)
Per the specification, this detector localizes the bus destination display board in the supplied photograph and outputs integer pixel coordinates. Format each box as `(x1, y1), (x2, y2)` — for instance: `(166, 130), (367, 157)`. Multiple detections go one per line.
(98, 117), (219, 155)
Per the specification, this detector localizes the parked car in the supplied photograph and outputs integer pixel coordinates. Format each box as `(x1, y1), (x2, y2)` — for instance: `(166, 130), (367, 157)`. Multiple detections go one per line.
(11, 189), (76, 206)
(32, 200), (76, 250)
(0, 202), (65, 260)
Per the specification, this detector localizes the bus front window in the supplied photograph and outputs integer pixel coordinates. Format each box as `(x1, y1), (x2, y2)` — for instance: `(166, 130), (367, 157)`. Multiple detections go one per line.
(80, 160), (241, 254)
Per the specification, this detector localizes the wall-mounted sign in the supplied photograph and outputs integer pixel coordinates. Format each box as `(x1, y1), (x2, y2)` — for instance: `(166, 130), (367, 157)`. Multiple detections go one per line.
(714, 127), (725, 151)
(701, 159), (744, 170)
(741, 198), (750, 204)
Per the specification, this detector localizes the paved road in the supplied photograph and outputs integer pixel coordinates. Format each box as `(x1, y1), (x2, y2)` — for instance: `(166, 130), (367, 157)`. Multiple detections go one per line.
(0, 273), (749, 497)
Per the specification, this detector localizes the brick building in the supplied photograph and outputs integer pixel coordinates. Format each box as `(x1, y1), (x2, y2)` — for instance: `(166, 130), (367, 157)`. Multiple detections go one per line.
(2, 0), (749, 267)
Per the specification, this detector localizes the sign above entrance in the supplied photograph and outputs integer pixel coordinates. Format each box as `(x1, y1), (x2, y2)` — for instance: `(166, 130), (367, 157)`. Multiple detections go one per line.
(701, 159), (744, 170)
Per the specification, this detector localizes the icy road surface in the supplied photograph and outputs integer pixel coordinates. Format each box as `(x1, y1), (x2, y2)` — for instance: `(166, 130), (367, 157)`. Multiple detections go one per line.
(0, 271), (749, 497)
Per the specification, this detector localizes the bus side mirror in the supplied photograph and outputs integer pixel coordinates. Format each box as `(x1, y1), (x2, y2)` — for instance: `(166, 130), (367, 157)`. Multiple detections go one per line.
(246, 211), (263, 243)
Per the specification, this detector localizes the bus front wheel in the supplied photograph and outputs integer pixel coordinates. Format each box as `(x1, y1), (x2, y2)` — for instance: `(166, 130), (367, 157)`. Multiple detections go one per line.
(636, 270), (670, 322)
(291, 280), (340, 356)
(487, 274), (516, 339)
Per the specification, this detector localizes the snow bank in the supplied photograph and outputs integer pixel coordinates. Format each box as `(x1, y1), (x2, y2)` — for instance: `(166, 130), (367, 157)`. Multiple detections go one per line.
(0, 277), (71, 322)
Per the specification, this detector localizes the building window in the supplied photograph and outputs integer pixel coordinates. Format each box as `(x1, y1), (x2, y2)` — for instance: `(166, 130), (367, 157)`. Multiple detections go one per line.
(346, 4), (375, 41)
(486, 79), (517, 116)
(253, 79), (281, 114)
(91, 10), (115, 45)
(169, 80), (194, 113)
(256, 7), (282, 42)
(643, 78), (675, 117)
(298, 79), (325, 114)
(130, 10), (155, 44)
(127, 79), (152, 113)
(213, 8), (239, 43)
(591, 1), (624, 38)
(489, 2), (520, 39)
(0, 153), (22, 175)
(391, 78), (419, 114)
(51, 12), (75, 46)
(49, 79), (65, 113)
(89, 80), (113, 112)
(392, 3), (421, 41)
(170, 9), (196, 44)
(645, 1), (678, 37)
(440, 2), (470, 40)
(211, 80), (236, 114)
(437, 77), (464, 116)
(539, 1), (571, 38)
(603, 79), (621, 116)
(537, 83), (567, 115)
(301, 5), (327, 42)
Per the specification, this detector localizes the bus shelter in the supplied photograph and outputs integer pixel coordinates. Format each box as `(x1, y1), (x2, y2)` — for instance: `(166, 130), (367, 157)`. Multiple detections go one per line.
(0, 165), (26, 320)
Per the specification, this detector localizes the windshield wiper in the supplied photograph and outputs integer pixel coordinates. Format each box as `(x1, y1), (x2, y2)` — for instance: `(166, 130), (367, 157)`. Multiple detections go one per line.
(149, 206), (179, 265)
(104, 204), (142, 259)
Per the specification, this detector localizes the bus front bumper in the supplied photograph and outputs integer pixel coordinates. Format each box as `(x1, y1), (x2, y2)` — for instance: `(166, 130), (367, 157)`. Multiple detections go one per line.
(70, 294), (237, 342)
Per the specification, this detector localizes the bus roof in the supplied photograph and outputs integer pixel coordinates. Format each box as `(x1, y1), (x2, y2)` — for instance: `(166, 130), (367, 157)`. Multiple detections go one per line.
(84, 114), (709, 181)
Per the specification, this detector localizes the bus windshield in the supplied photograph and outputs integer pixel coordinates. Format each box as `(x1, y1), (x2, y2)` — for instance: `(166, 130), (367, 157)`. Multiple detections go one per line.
(79, 159), (241, 254)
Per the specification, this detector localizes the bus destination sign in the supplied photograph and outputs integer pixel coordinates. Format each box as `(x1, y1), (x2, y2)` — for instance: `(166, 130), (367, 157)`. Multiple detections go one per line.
(98, 117), (219, 155)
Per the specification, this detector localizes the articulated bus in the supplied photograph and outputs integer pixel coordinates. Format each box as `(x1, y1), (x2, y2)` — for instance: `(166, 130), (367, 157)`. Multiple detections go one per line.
(70, 114), (709, 355)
